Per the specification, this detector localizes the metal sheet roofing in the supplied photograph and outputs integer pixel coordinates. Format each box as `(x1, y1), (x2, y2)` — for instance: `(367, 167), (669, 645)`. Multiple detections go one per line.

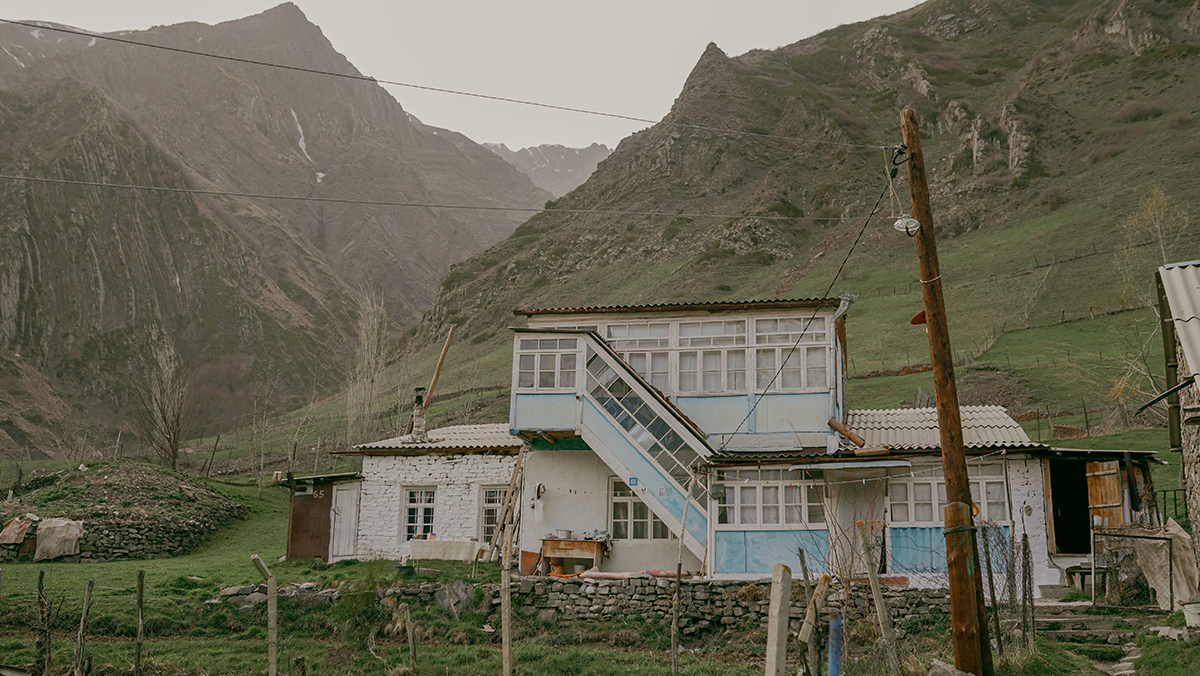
(845, 406), (1042, 450)
(349, 423), (523, 454)
(1161, 261), (1200, 380)
(515, 297), (841, 316)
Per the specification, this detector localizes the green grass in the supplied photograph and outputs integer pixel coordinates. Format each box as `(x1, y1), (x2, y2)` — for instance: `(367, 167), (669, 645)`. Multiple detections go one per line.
(1136, 633), (1200, 676)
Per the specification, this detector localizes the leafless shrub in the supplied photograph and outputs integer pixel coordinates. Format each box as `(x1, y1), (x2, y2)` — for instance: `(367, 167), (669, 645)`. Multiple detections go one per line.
(133, 362), (195, 471)
(1086, 145), (1124, 164)
(1167, 111), (1190, 128)
(1036, 186), (1064, 212)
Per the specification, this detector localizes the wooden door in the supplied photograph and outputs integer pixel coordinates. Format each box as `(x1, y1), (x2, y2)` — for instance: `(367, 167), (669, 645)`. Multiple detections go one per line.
(1086, 462), (1123, 530)
(329, 483), (360, 561)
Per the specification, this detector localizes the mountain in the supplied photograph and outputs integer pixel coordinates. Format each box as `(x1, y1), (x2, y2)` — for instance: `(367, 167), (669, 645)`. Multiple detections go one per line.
(403, 0), (1200, 425)
(485, 143), (612, 197)
(0, 4), (549, 456)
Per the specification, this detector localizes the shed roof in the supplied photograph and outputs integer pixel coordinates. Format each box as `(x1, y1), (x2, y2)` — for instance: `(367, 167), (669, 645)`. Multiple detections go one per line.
(347, 423), (523, 455)
(1160, 260), (1200, 380)
(845, 406), (1043, 451)
(515, 297), (841, 317)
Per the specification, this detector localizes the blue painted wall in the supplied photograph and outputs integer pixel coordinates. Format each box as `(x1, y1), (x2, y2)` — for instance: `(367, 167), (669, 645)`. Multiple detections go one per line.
(714, 529), (829, 575)
(512, 393), (577, 432)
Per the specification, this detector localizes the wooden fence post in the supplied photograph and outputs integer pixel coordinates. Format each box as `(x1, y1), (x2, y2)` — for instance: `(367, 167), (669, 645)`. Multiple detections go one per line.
(798, 550), (820, 676)
(502, 516), (514, 676)
(37, 570), (51, 676)
(252, 554), (277, 676)
(404, 603), (417, 671)
(73, 579), (94, 676)
(857, 522), (901, 676)
(135, 570), (145, 676)
(765, 563), (792, 676)
(797, 575), (831, 646)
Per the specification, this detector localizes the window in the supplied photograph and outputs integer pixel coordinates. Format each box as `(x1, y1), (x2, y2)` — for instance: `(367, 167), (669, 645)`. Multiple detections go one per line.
(623, 351), (669, 391)
(713, 469), (825, 528)
(480, 487), (508, 545)
(405, 489), (436, 541)
(678, 320), (746, 347)
(516, 338), (578, 390)
(752, 317), (829, 392)
(607, 323), (670, 351)
(888, 463), (1009, 526)
(610, 479), (672, 540)
(679, 348), (746, 393)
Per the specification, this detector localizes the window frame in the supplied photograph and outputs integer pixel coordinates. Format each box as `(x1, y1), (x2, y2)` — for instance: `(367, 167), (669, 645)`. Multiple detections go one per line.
(711, 468), (827, 531)
(887, 463), (1010, 527)
(479, 485), (509, 545)
(609, 478), (674, 541)
(514, 337), (581, 391)
(403, 487), (437, 542)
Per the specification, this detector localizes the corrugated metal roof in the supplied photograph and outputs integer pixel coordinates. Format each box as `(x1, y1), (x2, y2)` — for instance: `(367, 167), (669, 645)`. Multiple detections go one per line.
(349, 423), (523, 454)
(845, 406), (1043, 450)
(516, 297), (841, 316)
(1161, 261), (1200, 380)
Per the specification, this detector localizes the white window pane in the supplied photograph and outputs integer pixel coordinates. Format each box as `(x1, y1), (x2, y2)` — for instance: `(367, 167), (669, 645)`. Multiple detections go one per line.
(808, 503), (824, 524)
(781, 368), (801, 389)
(786, 505), (804, 523)
(784, 485), (802, 505)
(703, 371), (721, 391)
(627, 353), (647, 375)
(679, 373), (697, 392)
(762, 486), (779, 506)
(538, 371), (556, 388)
(680, 323), (701, 337)
(740, 506), (757, 525)
(986, 482), (1005, 503)
(762, 506), (780, 524)
(781, 318), (804, 333)
(613, 501), (628, 520)
(679, 352), (697, 371)
(539, 354), (556, 370)
(891, 503), (909, 522)
(518, 372), (535, 388)
(519, 354), (535, 370)
(608, 325), (626, 339)
(651, 352), (669, 373)
(988, 503), (1007, 522)
(937, 483), (947, 504)
(613, 521), (628, 539)
(757, 319), (777, 334)
(739, 486), (757, 505)
(913, 483), (932, 502)
(970, 483), (981, 502)
(891, 483), (908, 503)
(650, 323), (669, 337)
(651, 373), (669, 390)
(915, 503), (933, 522)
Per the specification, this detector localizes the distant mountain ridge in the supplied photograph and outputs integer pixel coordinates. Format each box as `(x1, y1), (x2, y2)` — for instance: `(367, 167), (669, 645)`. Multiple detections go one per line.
(486, 142), (611, 197)
(0, 3), (549, 456)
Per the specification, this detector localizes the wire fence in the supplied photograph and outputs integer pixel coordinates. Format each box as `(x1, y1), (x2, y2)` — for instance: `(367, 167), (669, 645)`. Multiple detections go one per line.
(1092, 530), (1176, 611)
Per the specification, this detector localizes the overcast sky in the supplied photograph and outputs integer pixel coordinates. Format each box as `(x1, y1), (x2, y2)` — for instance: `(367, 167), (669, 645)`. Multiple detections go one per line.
(19, 1), (924, 149)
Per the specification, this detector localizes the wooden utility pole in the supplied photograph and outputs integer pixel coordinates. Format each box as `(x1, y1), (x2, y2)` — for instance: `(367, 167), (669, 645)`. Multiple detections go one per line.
(901, 108), (992, 676)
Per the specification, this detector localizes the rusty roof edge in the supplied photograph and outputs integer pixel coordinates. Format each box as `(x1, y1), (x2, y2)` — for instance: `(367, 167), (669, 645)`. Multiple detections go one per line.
(514, 297), (841, 316)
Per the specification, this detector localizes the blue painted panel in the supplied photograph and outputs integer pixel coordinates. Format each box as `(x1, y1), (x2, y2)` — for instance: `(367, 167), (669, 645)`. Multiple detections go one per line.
(890, 527), (947, 574)
(745, 530), (830, 576)
(511, 393), (577, 432)
(714, 531), (747, 574)
(755, 393), (831, 435)
(581, 399), (708, 546)
(674, 396), (750, 435)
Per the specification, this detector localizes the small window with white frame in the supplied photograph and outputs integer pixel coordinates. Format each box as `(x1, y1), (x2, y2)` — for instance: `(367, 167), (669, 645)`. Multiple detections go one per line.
(752, 317), (829, 392)
(610, 479), (673, 540)
(606, 323), (670, 351)
(516, 337), (579, 390)
(479, 486), (508, 545)
(404, 488), (436, 541)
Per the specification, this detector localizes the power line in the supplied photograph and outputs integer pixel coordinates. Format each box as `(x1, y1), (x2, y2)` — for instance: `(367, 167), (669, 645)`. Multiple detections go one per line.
(0, 18), (888, 150)
(0, 174), (876, 222)
(717, 171), (895, 452)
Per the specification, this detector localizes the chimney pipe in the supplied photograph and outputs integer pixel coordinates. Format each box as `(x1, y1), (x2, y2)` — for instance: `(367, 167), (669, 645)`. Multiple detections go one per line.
(412, 387), (427, 441)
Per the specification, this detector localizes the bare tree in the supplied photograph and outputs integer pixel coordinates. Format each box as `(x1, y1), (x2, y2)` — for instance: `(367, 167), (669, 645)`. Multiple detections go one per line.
(347, 289), (391, 445)
(133, 362), (195, 471)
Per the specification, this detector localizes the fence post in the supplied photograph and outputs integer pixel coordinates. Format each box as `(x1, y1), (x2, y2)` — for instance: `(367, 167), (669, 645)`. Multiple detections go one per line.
(404, 604), (417, 670)
(798, 575), (831, 646)
(797, 550), (820, 675)
(856, 522), (901, 676)
(1169, 539), (1174, 611)
(73, 579), (94, 676)
(501, 515), (513, 676)
(135, 570), (145, 676)
(827, 614), (843, 676)
(37, 570), (50, 676)
(765, 563), (792, 676)
(252, 554), (277, 676)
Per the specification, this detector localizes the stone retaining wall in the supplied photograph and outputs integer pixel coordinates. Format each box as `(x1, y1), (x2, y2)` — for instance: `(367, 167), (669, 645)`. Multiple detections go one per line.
(214, 574), (952, 636)
(0, 506), (246, 563)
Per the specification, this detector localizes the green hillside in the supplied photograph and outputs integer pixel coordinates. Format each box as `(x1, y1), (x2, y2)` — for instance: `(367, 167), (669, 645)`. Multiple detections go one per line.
(367, 0), (1196, 447)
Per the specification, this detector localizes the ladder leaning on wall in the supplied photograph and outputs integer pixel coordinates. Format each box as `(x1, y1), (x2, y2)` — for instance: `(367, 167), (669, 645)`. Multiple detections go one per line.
(487, 443), (526, 563)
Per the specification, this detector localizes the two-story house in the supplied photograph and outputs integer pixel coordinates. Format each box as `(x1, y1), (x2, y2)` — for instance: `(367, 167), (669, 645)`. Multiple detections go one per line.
(507, 296), (1161, 593)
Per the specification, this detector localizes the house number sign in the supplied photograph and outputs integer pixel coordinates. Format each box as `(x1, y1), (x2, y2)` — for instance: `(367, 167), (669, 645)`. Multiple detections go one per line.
(628, 478), (638, 486)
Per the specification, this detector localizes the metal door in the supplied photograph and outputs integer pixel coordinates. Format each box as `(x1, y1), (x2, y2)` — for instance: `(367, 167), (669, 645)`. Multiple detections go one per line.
(330, 482), (360, 561)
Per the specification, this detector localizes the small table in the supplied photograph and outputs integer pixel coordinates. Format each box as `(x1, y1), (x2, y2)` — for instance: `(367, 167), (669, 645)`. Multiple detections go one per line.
(539, 539), (604, 574)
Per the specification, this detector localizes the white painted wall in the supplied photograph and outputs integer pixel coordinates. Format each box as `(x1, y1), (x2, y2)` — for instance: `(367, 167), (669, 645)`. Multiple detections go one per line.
(356, 453), (516, 561)
(1007, 456), (1066, 591)
(520, 449), (701, 573)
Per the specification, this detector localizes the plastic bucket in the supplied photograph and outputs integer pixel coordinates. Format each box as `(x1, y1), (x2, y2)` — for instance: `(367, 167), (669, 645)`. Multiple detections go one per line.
(1183, 602), (1200, 628)
(555, 529), (573, 539)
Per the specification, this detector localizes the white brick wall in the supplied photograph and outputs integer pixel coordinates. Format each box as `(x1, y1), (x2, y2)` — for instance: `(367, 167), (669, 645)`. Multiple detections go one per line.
(356, 453), (517, 560)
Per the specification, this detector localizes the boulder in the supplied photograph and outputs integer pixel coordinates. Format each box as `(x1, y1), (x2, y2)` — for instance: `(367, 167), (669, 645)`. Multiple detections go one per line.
(928, 659), (971, 676)
(434, 579), (473, 620)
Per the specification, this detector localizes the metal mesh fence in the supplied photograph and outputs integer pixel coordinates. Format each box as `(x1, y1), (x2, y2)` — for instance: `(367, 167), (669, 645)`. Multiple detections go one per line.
(1092, 530), (1175, 610)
